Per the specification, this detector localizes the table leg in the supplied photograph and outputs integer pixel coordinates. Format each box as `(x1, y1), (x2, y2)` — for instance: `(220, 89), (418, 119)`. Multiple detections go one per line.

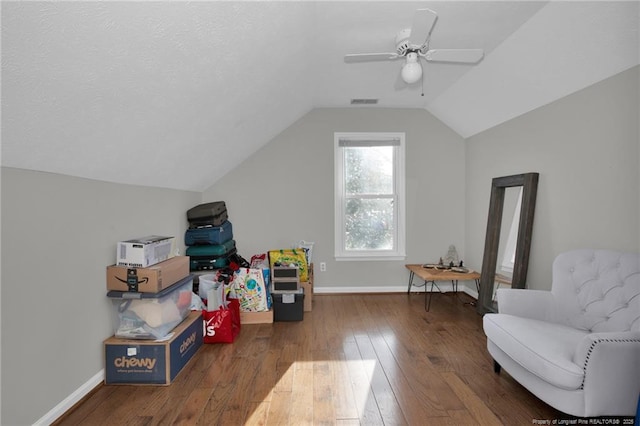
(407, 271), (415, 293)
(464, 279), (481, 307)
(425, 280), (442, 312)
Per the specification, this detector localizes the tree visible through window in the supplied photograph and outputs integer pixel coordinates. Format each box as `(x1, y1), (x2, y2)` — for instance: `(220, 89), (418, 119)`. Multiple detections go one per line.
(335, 133), (405, 260)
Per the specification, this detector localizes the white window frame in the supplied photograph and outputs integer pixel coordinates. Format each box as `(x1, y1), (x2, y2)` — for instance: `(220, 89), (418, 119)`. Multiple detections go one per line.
(334, 132), (406, 261)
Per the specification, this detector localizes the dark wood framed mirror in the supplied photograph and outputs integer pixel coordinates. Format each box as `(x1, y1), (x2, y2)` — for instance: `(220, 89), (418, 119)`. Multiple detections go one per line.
(477, 173), (539, 314)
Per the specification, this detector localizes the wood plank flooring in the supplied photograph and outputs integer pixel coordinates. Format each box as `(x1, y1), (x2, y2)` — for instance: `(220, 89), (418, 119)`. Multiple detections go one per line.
(55, 292), (563, 425)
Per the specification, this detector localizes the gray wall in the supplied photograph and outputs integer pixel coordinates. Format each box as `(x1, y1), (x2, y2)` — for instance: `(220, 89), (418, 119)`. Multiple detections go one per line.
(1, 168), (200, 425)
(464, 65), (640, 291)
(202, 108), (468, 290)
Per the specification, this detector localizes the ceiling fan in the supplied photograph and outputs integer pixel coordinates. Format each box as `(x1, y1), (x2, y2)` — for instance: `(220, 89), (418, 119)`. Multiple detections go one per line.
(344, 8), (484, 87)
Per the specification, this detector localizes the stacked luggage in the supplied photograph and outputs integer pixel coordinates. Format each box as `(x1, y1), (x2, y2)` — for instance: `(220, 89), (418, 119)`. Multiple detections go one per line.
(185, 201), (237, 272)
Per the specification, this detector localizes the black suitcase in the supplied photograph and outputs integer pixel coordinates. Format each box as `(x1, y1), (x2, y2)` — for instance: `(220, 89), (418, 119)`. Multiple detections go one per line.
(187, 201), (228, 228)
(189, 252), (236, 271)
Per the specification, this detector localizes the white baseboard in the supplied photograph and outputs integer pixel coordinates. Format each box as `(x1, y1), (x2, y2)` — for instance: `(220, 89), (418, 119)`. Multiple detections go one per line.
(314, 283), (478, 298)
(34, 369), (104, 425)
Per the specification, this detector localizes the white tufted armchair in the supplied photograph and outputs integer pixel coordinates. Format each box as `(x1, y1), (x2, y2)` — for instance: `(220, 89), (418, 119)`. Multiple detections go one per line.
(483, 249), (640, 417)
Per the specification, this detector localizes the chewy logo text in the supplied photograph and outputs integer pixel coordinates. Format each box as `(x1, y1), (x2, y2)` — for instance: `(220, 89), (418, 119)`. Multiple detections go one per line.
(180, 331), (198, 354)
(114, 356), (156, 370)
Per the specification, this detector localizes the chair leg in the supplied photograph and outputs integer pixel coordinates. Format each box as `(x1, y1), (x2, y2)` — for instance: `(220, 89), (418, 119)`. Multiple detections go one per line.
(493, 360), (501, 374)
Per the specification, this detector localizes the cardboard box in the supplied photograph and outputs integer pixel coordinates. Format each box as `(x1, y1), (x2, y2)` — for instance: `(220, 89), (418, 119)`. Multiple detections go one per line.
(104, 311), (203, 385)
(117, 236), (176, 268)
(106, 256), (190, 293)
(301, 263), (313, 312)
(240, 309), (273, 324)
(272, 288), (304, 321)
(301, 280), (313, 312)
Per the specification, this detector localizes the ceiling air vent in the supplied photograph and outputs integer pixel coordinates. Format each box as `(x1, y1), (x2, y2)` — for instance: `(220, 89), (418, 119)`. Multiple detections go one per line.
(350, 98), (378, 105)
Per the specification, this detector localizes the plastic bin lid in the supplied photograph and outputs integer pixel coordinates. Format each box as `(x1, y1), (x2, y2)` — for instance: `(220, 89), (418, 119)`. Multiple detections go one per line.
(106, 274), (194, 299)
(271, 287), (304, 295)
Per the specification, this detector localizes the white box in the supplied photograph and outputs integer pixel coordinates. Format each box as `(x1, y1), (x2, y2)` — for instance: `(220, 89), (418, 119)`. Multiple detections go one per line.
(117, 236), (176, 268)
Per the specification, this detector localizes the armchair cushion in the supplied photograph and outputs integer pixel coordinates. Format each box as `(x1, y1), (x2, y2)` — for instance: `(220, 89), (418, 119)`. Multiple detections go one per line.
(496, 288), (556, 322)
(484, 313), (587, 389)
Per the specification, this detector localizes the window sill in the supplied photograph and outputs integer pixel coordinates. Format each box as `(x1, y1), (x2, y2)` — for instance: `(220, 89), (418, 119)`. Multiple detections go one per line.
(335, 255), (406, 262)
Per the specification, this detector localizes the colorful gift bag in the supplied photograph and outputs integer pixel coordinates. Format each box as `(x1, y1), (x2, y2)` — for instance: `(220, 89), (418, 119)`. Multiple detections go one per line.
(202, 298), (241, 344)
(268, 249), (308, 282)
(228, 268), (270, 312)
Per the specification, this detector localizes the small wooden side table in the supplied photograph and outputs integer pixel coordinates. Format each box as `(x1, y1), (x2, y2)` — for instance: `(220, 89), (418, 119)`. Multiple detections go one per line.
(405, 264), (481, 311)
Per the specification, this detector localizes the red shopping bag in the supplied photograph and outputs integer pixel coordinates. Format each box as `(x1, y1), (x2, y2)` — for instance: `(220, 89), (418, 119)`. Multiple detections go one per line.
(202, 298), (241, 343)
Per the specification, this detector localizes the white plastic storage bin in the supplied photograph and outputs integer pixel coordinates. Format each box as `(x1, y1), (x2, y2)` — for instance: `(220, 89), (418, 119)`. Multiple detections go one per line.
(107, 275), (194, 339)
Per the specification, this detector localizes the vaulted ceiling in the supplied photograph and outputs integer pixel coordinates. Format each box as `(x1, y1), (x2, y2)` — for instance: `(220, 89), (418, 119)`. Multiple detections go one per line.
(2, 1), (638, 191)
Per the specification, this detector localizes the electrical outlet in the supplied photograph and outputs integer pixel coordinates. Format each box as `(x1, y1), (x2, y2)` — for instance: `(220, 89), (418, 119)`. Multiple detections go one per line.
(320, 262), (327, 272)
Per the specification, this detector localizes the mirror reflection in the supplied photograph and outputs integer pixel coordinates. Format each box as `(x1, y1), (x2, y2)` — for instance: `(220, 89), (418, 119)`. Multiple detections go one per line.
(492, 187), (522, 304)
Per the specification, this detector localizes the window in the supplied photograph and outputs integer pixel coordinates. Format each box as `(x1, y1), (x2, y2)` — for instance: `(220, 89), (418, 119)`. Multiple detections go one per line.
(334, 132), (406, 260)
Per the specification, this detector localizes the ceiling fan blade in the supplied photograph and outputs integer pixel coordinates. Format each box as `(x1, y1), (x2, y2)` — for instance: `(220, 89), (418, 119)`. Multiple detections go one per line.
(344, 52), (400, 63)
(424, 49), (484, 64)
(408, 8), (438, 47)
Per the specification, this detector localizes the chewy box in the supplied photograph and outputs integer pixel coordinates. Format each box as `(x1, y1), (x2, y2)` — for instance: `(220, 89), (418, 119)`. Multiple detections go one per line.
(117, 235), (176, 268)
(272, 288), (304, 321)
(104, 312), (203, 385)
(106, 256), (190, 293)
(107, 275), (194, 340)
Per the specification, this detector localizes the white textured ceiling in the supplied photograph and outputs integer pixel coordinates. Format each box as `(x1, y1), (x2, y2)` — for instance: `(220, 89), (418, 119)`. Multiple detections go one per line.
(2, 1), (638, 191)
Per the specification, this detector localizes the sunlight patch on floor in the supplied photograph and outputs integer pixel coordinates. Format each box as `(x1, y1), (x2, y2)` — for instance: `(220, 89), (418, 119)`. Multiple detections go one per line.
(265, 358), (377, 421)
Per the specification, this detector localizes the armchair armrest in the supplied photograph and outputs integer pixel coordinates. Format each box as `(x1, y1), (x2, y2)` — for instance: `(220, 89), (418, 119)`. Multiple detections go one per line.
(496, 288), (556, 322)
(574, 331), (640, 416)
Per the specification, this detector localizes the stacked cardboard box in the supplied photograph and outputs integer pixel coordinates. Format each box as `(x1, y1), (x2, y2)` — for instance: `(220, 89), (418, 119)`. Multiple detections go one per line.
(104, 238), (202, 385)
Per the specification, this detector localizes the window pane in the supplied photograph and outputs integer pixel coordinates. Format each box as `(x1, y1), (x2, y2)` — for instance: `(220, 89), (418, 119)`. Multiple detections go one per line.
(345, 146), (393, 194)
(345, 198), (394, 250)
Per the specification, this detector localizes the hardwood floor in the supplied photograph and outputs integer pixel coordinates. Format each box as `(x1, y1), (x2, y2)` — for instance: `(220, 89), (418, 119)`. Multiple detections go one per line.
(55, 292), (563, 425)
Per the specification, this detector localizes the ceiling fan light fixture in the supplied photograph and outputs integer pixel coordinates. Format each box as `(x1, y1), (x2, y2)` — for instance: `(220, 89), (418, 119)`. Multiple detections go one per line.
(343, 8), (484, 91)
(401, 52), (422, 84)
